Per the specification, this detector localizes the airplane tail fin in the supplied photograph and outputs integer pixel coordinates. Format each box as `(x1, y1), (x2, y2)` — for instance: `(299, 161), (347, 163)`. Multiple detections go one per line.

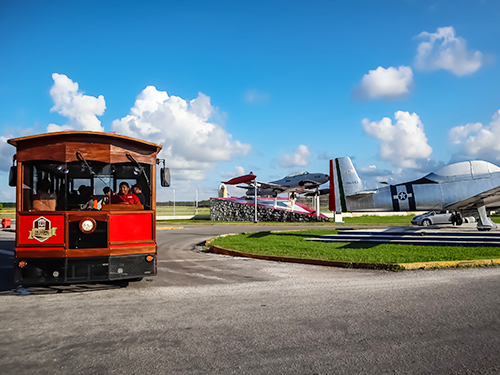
(328, 159), (336, 212)
(335, 157), (363, 197)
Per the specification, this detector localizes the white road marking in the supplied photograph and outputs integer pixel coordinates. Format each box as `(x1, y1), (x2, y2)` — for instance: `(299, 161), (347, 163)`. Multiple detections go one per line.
(0, 249), (14, 256)
(159, 267), (227, 281)
(158, 258), (230, 263)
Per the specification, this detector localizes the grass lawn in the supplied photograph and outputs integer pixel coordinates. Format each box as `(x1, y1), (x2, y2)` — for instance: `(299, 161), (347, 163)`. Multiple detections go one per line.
(156, 206), (210, 216)
(210, 229), (500, 264)
(0, 209), (15, 219)
(340, 215), (413, 225)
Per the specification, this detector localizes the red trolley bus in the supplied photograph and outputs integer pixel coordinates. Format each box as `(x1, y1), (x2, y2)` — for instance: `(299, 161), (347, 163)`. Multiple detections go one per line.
(7, 131), (169, 285)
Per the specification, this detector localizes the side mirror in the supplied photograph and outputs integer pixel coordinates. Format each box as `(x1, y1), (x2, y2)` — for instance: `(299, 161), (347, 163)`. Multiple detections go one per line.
(8, 166), (16, 187)
(160, 167), (170, 187)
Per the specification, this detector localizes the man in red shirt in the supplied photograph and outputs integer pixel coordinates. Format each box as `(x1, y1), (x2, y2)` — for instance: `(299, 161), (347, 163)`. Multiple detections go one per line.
(111, 182), (141, 205)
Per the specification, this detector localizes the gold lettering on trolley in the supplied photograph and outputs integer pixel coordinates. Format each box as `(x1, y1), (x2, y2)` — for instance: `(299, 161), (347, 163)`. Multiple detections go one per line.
(28, 227), (58, 240)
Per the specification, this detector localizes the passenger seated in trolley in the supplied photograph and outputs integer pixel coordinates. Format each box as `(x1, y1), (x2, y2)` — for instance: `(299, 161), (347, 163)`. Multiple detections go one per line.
(111, 182), (142, 206)
(32, 178), (56, 211)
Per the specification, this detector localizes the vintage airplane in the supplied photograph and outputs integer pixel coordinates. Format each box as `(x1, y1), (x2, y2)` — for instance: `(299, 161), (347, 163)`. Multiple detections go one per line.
(222, 170), (329, 198)
(330, 156), (500, 230)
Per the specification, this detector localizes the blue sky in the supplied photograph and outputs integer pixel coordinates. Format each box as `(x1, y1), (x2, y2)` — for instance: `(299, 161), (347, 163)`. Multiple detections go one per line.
(1, 0), (499, 201)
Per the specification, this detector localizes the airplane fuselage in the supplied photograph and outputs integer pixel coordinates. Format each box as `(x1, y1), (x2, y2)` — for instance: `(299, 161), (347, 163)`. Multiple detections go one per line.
(333, 157), (500, 230)
(343, 170), (500, 215)
(246, 172), (329, 197)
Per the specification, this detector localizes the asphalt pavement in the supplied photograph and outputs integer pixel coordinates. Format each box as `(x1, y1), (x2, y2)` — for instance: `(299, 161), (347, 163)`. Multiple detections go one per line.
(1, 225), (500, 374)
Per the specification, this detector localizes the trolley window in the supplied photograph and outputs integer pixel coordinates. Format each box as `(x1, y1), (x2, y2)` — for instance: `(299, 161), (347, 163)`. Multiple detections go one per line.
(21, 160), (152, 212)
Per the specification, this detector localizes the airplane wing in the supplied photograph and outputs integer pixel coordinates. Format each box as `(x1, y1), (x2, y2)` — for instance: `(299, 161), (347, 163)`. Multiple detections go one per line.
(257, 181), (290, 193)
(222, 173), (257, 185)
(445, 186), (500, 213)
(235, 180), (289, 192)
(297, 179), (324, 189)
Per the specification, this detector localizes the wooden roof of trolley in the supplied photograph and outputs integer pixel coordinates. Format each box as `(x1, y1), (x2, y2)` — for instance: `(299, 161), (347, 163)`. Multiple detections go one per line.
(8, 131), (162, 164)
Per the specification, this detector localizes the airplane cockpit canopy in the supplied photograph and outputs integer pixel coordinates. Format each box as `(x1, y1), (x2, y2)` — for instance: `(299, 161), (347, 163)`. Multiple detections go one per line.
(425, 160), (500, 182)
(285, 171), (309, 177)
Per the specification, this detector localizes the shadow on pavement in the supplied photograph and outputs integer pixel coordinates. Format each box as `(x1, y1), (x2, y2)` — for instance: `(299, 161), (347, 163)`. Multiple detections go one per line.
(0, 281), (129, 296)
(0, 237), (15, 292)
(0, 236), (131, 296)
(338, 242), (379, 249)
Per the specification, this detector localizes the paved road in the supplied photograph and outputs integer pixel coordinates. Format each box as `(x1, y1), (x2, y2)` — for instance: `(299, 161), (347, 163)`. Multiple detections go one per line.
(1, 225), (500, 374)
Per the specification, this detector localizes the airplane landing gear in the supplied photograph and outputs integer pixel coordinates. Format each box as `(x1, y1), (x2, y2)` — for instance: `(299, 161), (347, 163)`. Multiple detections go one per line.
(476, 204), (497, 231)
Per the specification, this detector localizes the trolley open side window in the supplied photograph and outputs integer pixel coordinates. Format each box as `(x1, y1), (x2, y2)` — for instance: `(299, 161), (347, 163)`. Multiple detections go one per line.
(21, 160), (153, 212)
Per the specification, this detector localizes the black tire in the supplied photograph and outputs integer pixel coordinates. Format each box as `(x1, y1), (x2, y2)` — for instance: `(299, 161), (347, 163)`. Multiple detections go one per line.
(128, 277), (143, 282)
(103, 280), (130, 287)
(456, 217), (463, 226)
(422, 219), (431, 227)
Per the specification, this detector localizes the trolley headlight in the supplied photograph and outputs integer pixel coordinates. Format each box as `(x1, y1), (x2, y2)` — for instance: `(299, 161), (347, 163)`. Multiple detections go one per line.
(79, 217), (97, 234)
(146, 255), (154, 262)
(18, 260), (27, 268)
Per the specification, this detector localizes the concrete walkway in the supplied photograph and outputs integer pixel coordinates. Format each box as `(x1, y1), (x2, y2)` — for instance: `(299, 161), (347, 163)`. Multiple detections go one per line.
(307, 224), (500, 246)
(156, 215), (194, 220)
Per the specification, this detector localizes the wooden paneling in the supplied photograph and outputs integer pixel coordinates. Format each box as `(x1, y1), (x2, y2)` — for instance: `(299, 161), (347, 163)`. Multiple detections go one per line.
(101, 205), (144, 211)
(110, 240), (155, 246)
(66, 249), (111, 257)
(16, 143), (66, 162)
(110, 245), (156, 256)
(8, 131), (161, 152)
(16, 142), (158, 163)
(16, 249), (65, 258)
(11, 131), (161, 163)
(67, 212), (109, 222)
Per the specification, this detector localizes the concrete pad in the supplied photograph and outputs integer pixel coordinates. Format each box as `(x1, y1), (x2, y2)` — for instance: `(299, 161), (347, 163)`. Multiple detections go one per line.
(156, 215), (194, 220)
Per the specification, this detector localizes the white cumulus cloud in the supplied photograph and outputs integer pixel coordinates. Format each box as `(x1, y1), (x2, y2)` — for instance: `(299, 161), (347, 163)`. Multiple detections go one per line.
(449, 110), (500, 162)
(49, 73), (106, 131)
(0, 136), (15, 171)
(414, 26), (483, 76)
(112, 86), (251, 180)
(221, 166), (246, 179)
(352, 66), (413, 101)
(278, 145), (311, 168)
(363, 111), (433, 169)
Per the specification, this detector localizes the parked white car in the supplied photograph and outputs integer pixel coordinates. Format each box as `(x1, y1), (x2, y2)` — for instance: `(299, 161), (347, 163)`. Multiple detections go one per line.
(411, 211), (476, 226)
(412, 211), (451, 226)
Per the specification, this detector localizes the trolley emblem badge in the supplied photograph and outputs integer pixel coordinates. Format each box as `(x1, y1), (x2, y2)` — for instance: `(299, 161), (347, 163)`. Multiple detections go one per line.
(28, 216), (57, 242)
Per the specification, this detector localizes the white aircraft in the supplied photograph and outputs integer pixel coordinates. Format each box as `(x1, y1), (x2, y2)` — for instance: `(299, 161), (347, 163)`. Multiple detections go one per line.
(330, 157), (500, 231)
(223, 171), (329, 198)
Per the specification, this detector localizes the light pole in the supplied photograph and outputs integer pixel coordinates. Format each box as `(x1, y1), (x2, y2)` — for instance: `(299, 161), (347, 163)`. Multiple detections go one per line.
(254, 182), (258, 223)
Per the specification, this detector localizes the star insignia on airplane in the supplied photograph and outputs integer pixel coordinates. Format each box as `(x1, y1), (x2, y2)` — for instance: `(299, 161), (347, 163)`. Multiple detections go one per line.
(398, 192), (407, 201)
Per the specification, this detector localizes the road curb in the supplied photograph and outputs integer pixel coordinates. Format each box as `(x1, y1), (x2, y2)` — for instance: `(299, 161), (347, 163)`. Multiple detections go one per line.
(208, 244), (405, 271)
(398, 259), (500, 270)
(206, 233), (500, 272)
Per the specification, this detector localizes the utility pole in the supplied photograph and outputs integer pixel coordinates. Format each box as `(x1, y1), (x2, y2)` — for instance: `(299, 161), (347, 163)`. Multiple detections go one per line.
(254, 182), (258, 223)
